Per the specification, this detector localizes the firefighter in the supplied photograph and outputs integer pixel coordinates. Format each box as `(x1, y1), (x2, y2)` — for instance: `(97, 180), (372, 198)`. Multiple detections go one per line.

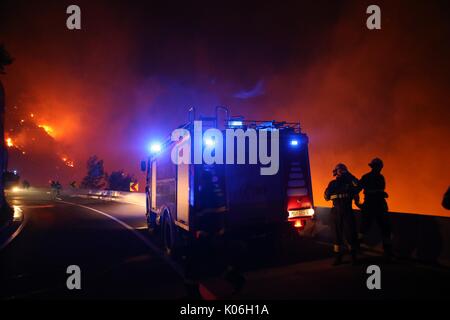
(357, 158), (392, 261)
(443, 187), (450, 210)
(324, 163), (359, 266)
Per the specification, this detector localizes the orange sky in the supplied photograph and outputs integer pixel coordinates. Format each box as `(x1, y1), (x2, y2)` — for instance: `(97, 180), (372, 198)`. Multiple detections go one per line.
(1, 1), (449, 216)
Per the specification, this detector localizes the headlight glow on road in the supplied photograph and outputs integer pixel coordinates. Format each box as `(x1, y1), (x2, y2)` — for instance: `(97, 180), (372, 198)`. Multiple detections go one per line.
(13, 205), (23, 221)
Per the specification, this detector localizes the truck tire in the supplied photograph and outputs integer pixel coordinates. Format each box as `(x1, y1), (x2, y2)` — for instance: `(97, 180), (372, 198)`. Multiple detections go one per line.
(162, 211), (175, 256)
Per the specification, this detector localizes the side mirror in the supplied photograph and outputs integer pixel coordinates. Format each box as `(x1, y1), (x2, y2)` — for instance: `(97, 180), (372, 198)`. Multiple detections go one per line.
(140, 160), (147, 172)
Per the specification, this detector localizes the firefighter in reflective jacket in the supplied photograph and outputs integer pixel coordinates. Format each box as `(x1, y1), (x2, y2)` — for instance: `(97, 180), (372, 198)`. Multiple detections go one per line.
(324, 163), (359, 266)
(357, 158), (392, 260)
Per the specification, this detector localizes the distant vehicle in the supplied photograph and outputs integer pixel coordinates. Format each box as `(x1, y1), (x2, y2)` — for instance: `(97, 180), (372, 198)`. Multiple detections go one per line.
(141, 107), (315, 254)
(4, 170), (20, 189)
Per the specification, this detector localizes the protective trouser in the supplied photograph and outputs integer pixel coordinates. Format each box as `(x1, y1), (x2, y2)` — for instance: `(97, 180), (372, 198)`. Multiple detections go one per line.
(331, 202), (358, 253)
(360, 199), (391, 251)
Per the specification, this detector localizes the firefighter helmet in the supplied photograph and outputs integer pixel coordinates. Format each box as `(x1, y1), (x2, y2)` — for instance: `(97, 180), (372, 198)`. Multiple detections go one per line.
(369, 158), (383, 169)
(333, 163), (348, 176)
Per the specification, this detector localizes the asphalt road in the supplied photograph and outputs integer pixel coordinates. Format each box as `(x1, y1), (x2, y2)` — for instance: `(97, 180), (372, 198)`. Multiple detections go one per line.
(1, 189), (449, 300)
(0, 189), (186, 299)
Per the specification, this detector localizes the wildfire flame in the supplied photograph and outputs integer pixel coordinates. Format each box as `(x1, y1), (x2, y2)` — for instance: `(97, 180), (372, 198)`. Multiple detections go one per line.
(61, 156), (75, 168)
(7, 111), (75, 168)
(66, 161), (74, 168)
(6, 137), (14, 147)
(38, 124), (55, 137)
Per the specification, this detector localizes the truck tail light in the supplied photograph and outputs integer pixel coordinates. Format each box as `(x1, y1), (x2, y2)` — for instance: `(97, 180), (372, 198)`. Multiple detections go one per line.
(294, 220), (303, 228)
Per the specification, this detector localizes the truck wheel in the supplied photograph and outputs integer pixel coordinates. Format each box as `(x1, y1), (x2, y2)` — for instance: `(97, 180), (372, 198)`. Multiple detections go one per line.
(162, 212), (175, 256)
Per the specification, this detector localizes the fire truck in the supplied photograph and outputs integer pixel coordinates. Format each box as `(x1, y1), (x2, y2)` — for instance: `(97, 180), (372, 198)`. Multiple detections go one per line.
(140, 107), (314, 254)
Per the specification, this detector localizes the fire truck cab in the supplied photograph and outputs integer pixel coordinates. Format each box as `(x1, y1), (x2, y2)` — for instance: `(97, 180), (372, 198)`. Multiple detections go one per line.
(140, 107), (314, 254)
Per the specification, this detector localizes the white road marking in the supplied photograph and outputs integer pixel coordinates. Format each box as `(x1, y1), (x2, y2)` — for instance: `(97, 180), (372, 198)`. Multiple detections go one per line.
(0, 210), (28, 251)
(22, 205), (55, 209)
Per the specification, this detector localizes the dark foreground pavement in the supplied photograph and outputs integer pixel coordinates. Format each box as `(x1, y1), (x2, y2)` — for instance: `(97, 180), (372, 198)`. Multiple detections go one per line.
(1, 188), (449, 300)
(0, 189), (185, 299)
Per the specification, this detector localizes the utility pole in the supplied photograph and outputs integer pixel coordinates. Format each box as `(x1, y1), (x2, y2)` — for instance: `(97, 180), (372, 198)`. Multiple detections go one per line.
(0, 44), (13, 225)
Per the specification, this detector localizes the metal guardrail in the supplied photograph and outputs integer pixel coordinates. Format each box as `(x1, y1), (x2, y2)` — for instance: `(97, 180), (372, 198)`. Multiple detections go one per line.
(63, 188), (450, 268)
(63, 189), (146, 207)
(309, 207), (450, 268)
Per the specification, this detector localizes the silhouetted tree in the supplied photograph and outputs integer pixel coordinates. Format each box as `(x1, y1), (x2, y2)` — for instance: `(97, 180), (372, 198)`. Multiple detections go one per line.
(80, 156), (106, 189)
(0, 44), (13, 224)
(107, 170), (136, 192)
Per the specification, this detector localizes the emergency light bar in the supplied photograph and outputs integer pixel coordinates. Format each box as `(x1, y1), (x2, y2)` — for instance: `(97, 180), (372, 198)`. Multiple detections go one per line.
(228, 117), (244, 128)
(229, 120), (243, 127)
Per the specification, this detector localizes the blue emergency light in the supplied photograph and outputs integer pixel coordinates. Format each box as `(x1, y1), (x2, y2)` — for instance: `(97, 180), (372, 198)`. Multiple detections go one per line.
(149, 142), (162, 154)
(204, 137), (215, 147)
(290, 139), (299, 146)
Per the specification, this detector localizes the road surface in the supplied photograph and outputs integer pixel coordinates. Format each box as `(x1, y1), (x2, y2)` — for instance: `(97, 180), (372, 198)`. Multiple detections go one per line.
(1, 188), (449, 300)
